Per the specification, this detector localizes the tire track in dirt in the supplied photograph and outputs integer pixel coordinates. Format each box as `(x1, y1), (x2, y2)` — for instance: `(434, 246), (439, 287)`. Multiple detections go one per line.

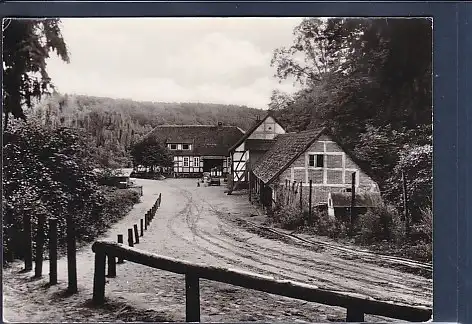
(194, 191), (431, 298)
(172, 186), (366, 292)
(161, 186), (394, 322)
(190, 194), (430, 306)
(166, 185), (429, 307)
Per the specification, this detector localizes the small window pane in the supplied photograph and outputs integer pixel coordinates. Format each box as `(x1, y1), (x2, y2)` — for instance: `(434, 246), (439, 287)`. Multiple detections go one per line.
(316, 154), (324, 167)
(183, 144), (189, 150)
(309, 155), (315, 166)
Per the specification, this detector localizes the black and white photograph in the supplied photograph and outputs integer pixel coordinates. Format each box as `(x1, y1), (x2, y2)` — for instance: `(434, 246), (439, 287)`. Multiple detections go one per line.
(2, 17), (432, 322)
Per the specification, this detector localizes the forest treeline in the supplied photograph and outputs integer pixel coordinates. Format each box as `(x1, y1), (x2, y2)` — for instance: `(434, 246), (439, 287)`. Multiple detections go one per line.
(31, 93), (264, 167)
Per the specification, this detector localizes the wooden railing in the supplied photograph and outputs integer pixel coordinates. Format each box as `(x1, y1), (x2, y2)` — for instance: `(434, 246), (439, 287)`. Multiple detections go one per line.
(92, 241), (432, 322)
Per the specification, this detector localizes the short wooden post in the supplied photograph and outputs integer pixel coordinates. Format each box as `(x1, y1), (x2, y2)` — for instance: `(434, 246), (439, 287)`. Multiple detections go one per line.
(185, 273), (201, 322)
(93, 249), (106, 305)
(158, 193), (162, 207)
(248, 169), (252, 202)
(346, 307), (365, 322)
(107, 253), (116, 278)
(117, 235), (124, 264)
(66, 214), (78, 293)
(308, 180), (313, 224)
(128, 228), (134, 247)
(350, 172), (356, 235)
(145, 214), (148, 229)
(48, 218), (58, 285)
(140, 219), (144, 236)
(133, 224), (140, 244)
(299, 181), (303, 212)
(23, 214), (33, 271)
(34, 214), (46, 278)
(402, 169), (410, 237)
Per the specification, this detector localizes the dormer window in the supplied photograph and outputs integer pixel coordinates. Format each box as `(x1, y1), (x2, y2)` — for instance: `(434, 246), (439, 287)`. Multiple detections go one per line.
(169, 144), (177, 150)
(182, 144), (190, 150)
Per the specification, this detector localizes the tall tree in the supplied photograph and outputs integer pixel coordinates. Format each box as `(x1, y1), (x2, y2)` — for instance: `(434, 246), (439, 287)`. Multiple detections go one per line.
(3, 18), (69, 129)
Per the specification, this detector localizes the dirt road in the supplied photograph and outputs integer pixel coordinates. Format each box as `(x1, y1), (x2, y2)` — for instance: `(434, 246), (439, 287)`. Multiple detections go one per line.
(3, 178), (432, 322)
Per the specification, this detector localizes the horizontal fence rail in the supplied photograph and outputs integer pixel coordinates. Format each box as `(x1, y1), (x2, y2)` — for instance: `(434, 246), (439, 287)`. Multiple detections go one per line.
(92, 241), (432, 322)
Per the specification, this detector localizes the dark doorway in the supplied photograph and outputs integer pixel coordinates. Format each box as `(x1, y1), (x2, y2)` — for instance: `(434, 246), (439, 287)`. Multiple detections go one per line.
(203, 159), (223, 172)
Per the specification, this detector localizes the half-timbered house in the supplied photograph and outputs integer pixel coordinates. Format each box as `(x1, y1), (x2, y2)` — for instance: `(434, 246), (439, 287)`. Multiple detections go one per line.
(251, 128), (380, 212)
(145, 123), (244, 177)
(227, 114), (285, 194)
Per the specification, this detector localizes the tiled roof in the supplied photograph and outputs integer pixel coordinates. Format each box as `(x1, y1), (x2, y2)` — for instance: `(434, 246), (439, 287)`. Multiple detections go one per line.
(145, 125), (244, 156)
(245, 139), (276, 151)
(330, 192), (383, 207)
(252, 128), (325, 184)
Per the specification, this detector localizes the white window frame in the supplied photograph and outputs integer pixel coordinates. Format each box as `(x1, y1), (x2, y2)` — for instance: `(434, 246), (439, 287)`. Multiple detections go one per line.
(182, 144), (191, 150)
(308, 153), (324, 168)
(183, 157), (189, 167)
(169, 144), (177, 150)
(193, 157), (199, 166)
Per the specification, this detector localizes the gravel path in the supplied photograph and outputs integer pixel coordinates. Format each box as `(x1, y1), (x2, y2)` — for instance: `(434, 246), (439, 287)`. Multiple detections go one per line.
(3, 178), (432, 322)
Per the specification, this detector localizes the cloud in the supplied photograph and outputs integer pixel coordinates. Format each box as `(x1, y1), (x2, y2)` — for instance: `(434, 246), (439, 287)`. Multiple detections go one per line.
(46, 17), (304, 108)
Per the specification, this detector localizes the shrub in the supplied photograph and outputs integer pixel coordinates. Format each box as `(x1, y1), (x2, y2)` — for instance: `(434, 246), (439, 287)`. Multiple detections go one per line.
(354, 205), (404, 245)
(273, 203), (304, 230)
(2, 120), (140, 262)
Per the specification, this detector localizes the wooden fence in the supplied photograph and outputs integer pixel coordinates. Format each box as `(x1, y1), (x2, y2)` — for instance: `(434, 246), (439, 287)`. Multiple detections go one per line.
(91, 241), (432, 322)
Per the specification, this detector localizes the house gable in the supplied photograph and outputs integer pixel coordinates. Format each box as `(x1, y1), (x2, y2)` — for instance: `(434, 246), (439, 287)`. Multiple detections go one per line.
(277, 134), (379, 191)
(228, 114), (285, 153)
(247, 116), (285, 140)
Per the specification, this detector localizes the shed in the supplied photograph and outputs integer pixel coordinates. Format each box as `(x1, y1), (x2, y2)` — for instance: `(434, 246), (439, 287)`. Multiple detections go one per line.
(327, 191), (383, 219)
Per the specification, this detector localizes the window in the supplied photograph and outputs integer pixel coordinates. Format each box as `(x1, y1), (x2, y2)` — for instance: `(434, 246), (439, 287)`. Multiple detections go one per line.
(169, 144), (177, 150)
(183, 144), (190, 150)
(309, 154), (324, 167)
(194, 157), (199, 166)
(184, 157), (189, 167)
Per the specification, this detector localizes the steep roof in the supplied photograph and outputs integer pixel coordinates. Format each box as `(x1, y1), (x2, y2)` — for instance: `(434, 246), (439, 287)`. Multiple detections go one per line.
(228, 112), (283, 153)
(330, 192), (383, 207)
(145, 125), (244, 156)
(252, 128), (326, 184)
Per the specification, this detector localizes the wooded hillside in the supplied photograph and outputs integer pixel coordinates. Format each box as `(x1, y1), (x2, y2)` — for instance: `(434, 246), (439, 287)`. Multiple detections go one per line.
(31, 93), (264, 168)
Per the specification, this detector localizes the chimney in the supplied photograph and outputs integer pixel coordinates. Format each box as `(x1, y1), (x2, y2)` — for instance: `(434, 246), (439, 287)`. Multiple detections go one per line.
(256, 115), (261, 121)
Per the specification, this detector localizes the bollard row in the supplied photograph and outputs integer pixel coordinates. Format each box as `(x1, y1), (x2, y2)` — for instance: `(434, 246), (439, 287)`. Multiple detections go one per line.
(107, 193), (162, 277)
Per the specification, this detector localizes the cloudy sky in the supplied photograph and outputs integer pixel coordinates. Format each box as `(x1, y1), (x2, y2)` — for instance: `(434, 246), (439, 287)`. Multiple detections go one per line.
(46, 18), (304, 109)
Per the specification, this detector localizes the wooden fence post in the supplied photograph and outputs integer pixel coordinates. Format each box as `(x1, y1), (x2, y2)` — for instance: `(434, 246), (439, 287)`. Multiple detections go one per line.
(34, 214), (46, 278)
(158, 193), (162, 207)
(145, 214), (148, 229)
(185, 273), (201, 322)
(402, 169), (410, 237)
(346, 307), (365, 322)
(350, 172), (356, 235)
(308, 180), (313, 224)
(133, 224), (140, 244)
(49, 218), (58, 285)
(117, 235), (124, 264)
(299, 181), (303, 212)
(140, 219), (144, 236)
(23, 214), (33, 271)
(66, 214), (78, 293)
(128, 228), (134, 247)
(93, 249), (106, 305)
(107, 253), (116, 278)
